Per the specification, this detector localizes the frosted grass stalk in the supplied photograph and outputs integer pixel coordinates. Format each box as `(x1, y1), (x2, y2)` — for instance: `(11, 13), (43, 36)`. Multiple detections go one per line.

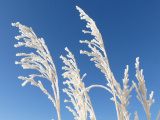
(156, 110), (160, 120)
(76, 6), (134, 120)
(133, 57), (155, 120)
(134, 111), (139, 120)
(12, 22), (61, 120)
(60, 47), (96, 120)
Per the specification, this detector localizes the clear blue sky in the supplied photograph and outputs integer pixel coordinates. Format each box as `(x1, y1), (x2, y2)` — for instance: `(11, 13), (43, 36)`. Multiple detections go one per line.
(0, 0), (160, 120)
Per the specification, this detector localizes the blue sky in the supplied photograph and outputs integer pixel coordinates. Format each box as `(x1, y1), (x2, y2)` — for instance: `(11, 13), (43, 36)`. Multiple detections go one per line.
(0, 0), (160, 120)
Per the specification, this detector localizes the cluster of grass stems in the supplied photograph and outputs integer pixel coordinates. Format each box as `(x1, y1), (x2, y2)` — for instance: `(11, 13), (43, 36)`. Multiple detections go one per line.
(12, 6), (160, 120)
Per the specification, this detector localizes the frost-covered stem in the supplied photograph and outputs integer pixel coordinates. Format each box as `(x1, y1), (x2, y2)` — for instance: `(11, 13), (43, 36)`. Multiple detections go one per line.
(103, 49), (120, 120)
(76, 6), (133, 120)
(12, 22), (61, 120)
(100, 40), (120, 120)
(111, 81), (120, 120)
(134, 57), (155, 120)
(78, 84), (112, 94)
(56, 106), (61, 120)
(61, 47), (96, 120)
(103, 53), (121, 120)
(156, 110), (160, 120)
(51, 82), (61, 120)
(114, 94), (120, 120)
(41, 38), (61, 120)
(134, 111), (139, 120)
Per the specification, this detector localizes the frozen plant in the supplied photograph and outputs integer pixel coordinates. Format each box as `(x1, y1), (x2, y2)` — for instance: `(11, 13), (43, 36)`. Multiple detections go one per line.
(12, 22), (61, 120)
(76, 6), (159, 120)
(60, 47), (96, 120)
(76, 6), (134, 120)
(132, 57), (155, 120)
(12, 6), (160, 120)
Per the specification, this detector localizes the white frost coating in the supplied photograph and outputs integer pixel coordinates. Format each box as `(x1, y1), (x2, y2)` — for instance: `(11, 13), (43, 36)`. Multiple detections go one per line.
(11, 6), (159, 120)
(60, 47), (96, 120)
(76, 6), (134, 120)
(134, 111), (139, 120)
(12, 22), (61, 120)
(133, 57), (155, 120)
(156, 111), (160, 120)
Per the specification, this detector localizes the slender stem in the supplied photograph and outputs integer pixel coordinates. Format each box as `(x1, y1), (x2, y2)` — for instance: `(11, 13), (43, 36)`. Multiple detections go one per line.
(103, 47), (120, 120)
(156, 110), (160, 120)
(112, 85), (120, 120)
(56, 103), (61, 120)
